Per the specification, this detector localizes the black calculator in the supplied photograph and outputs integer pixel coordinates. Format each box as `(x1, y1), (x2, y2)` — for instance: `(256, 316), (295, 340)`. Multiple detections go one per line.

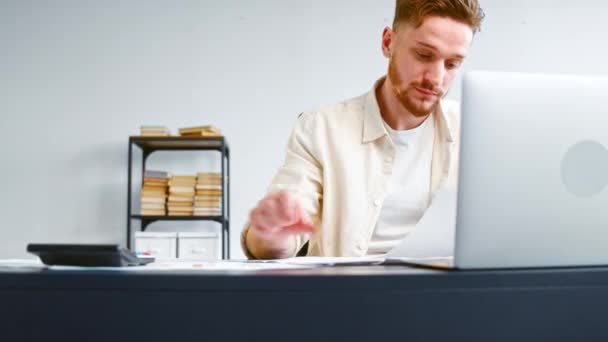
(27, 244), (155, 267)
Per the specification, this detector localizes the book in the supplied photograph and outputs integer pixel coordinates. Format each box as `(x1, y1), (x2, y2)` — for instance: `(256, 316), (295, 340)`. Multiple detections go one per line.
(144, 170), (171, 179)
(167, 207), (194, 213)
(178, 125), (222, 137)
(195, 190), (222, 196)
(168, 212), (193, 217)
(140, 209), (166, 216)
(195, 203), (221, 208)
(194, 208), (221, 212)
(194, 195), (222, 200)
(195, 184), (222, 190)
(167, 202), (193, 208)
(140, 197), (166, 204)
(168, 195), (195, 203)
(195, 200), (221, 204)
(140, 126), (171, 137)
(142, 184), (167, 191)
(168, 179), (197, 187)
(178, 125), (219, 133)
(141, 189), (167, 195)
(144, 178), (169, 185)
(197, 172), (222, 177)
(193, 209), (222, 216)
(169, 186), (195, 194)
(141, 203), (166, 210)
(170, 175), (196, 183)
(168, 192), (194, 198)
(196, 179), (222, 186)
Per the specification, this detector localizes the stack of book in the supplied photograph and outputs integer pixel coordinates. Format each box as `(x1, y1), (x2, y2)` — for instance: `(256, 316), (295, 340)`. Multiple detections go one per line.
(194, 173), (223, 216)
(178, 125), (222, 137)
(167, 175), (196, 216)
(140, 126), (170, 136)
(140, 170), (169, 216)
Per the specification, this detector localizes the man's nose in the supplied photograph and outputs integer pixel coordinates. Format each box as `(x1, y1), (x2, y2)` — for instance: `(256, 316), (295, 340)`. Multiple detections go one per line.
(423, 62), (444, 88)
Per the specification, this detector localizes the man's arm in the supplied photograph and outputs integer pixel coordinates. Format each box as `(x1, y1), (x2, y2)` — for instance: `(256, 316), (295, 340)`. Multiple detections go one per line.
(241, 112), (323, 259)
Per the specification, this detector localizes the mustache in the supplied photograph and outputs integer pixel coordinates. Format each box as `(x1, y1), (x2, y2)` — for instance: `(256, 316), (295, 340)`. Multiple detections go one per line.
(411, 80), (444, 96)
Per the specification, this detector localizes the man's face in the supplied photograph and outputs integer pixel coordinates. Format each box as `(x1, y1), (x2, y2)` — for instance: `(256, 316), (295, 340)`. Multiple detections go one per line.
(384, 16), (473, 117)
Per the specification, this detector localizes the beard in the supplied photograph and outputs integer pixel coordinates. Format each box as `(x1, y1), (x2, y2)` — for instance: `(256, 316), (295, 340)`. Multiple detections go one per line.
(388, 59), (444, 117)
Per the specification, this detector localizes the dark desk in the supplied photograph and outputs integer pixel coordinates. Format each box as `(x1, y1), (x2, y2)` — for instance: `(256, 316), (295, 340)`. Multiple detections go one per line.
(1, 264), (607, 341)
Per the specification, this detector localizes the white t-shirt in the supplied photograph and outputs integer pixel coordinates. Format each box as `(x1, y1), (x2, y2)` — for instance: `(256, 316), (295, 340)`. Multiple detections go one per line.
(366, 115), (436, 256)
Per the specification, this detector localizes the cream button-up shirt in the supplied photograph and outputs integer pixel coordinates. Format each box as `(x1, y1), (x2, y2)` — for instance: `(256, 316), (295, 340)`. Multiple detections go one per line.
(243, 78), (460, 258)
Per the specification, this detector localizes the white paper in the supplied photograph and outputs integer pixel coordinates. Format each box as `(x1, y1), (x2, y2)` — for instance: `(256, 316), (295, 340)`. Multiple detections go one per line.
(0, 259), (45, 269)
(273, 256), (384, 266)
(386, 187), (457, 259)
(44, 260), (316, 272)
(141, 260), (314, 271)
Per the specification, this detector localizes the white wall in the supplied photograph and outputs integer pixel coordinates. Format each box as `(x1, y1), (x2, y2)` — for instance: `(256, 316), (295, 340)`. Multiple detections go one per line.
(1, 0), (607, 259)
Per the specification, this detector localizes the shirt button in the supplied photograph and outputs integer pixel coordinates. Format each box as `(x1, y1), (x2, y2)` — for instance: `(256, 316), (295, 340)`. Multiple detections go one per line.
(385, 156), (393, 163)
(358, 241), (366, 250)
(373, 199), (381, 206)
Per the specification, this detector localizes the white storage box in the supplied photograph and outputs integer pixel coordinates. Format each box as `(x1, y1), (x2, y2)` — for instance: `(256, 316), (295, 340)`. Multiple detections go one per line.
(177, 232), (219, 260)
(134, 232), (177, 259)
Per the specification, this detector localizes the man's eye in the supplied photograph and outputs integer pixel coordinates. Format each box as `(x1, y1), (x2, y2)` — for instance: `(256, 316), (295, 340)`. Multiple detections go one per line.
(416, 52), (431, 60)
(446, 61), (461, 70)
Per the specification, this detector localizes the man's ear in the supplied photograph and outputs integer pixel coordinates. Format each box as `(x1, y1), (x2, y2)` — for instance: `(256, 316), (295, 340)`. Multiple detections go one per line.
(381, 27), (394, 59)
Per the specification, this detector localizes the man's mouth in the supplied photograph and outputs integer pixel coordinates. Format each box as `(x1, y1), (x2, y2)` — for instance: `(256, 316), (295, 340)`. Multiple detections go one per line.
(414, 87), (438, 97)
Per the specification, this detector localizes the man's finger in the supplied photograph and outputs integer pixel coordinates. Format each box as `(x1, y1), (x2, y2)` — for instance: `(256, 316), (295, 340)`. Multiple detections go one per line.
(282, 221), (316, 236)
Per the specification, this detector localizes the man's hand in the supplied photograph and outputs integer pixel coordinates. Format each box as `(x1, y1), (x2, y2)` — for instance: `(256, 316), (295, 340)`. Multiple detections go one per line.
(250, 191), (315, 238)
(246, 191), (315, 259)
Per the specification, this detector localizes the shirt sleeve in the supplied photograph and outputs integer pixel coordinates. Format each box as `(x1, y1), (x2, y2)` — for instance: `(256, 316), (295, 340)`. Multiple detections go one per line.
(241, 112), (324, 259)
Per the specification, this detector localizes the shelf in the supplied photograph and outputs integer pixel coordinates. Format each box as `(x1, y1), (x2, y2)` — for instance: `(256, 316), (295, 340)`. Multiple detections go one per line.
(127, 134), (231, 258)
(131, 214), (226, 224)
(129, 136), (228, 152)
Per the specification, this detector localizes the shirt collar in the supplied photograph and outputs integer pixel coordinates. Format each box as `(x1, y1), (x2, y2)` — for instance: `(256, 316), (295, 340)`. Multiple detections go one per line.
(362, 77), (455, 144)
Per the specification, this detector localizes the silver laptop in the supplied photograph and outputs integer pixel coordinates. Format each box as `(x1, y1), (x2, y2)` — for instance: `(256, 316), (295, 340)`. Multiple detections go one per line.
(408, 70), (608, 270)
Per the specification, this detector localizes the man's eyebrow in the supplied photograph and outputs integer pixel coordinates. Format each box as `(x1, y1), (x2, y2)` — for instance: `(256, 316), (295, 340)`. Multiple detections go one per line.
(414, 40), (465, 60)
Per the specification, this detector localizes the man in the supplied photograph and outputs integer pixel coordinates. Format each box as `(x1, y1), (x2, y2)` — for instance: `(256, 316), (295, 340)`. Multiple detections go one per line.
(243, 0), (484, 259)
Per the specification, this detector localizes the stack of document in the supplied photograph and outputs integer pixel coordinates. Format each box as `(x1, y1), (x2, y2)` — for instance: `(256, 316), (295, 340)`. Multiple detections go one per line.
(140, 126), (170, 137)
(140, 170), (169, 216)
(194, 173), (222, 216)
(178, 125), (222, 137)
(167, 175), (196, 216)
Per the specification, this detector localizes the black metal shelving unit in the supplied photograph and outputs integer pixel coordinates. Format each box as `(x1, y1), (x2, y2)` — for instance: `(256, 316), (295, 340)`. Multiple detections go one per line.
(127, 136), (230, 259)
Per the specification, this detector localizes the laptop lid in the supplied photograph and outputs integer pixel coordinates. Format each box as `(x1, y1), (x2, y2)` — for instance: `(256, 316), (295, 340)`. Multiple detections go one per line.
(454, 70), (608, 269)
